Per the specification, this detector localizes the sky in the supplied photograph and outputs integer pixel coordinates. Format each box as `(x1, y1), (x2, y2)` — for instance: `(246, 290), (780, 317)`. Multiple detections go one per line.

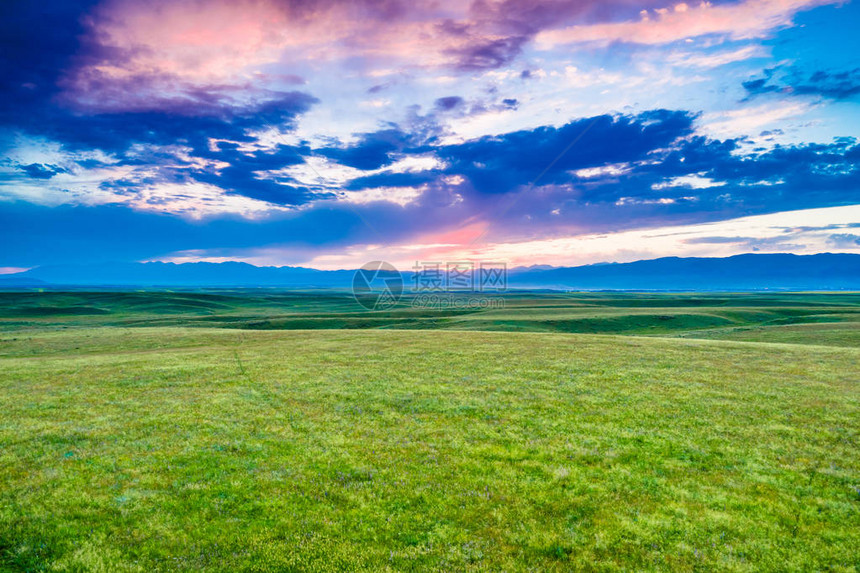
(1, 0), (859, 271)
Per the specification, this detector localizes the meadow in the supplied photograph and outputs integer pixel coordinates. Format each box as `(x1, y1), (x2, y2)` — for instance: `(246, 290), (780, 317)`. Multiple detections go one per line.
(0, 290), (858, 571)
(2, 290), (860, 345)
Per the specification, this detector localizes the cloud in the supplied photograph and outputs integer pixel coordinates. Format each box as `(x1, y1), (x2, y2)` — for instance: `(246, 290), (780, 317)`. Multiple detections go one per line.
(1, 75), (323, 208)
(683, 235), (805, 251)
(6, 86), (317, 160)
(435, 110), (696, 194)
(651, 174), (726, 190)
(20, 163), (67, 180)
(339, 185), (426, 207)
(116, 181), (293, 219)
(48, 0), (829, 111)
(0, 1), (102, 125)
(60, 0), (547, 98)
(317, 128), (414, 171)
(413, 125), (859, 245)
(0, 267), (31, 275)
(4, 101), (858, 233)
(744, 67), (860, 100)
(435, 96), (465, 111)
(448, 36), (530, 71)
(536, 0), (839, 47)
(252, 204), (860, 269)
(828, 233), (860, 247)
(2, 0), (857, 271)
(667, 45), (765, 68)
(699, 101), (814, 138)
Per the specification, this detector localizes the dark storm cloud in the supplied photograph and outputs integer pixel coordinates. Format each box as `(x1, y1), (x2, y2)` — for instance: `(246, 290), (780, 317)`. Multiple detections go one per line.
(0, 0), (102, 120)
(91, 138), (325, 206)
(435, 96), (465, 111)
(194, 144), (325, 205)
(13, 90), (318, 157)
(317, 128), (416, 170)
(615, 137), (858, 211)
(435, 110), (696, 194)
(697, 139), (860, 207)
(428, 94), (519, 119)
(20, 163), (67, 180)
(744, 67), (860, 100)
(450, 36), (531, 71)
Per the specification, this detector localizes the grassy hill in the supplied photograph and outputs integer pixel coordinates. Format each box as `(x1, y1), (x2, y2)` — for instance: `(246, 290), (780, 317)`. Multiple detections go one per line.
(0, 293), (857, 570)
(1, 328), (858, 571)
(2, 291), (859, 347)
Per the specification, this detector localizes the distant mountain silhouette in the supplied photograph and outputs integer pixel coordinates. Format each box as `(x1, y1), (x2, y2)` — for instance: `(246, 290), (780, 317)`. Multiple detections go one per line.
(0, 276), (47, 287)
(2, 253), (859, 290)
(4, 261), (354, 288)
(508, 253), (860, 290)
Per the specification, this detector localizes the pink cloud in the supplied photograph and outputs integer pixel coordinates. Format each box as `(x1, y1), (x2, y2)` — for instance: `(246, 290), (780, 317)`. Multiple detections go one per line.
(60, 0), (837, 113)
(63, 0), (678, 111)
(536, 0), (841, 47)
(64, 0), (483, 110)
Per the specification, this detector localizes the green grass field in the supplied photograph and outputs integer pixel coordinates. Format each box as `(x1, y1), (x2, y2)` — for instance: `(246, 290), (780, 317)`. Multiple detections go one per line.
(2, 290), (860, 346)
(0, 291), (858, 571)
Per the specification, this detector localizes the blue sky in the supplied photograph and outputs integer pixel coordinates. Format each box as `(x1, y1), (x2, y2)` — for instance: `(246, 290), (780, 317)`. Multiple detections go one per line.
(1, 0), (858, 271)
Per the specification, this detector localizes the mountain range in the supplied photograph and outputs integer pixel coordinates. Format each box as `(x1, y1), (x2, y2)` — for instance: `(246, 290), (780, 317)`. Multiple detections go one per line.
(1, 253), (858, 291)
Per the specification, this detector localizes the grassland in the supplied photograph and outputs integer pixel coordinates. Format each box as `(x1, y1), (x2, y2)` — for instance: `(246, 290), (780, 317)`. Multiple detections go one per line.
(1, 290), (859, 346)
(0, 291), (858, 571)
